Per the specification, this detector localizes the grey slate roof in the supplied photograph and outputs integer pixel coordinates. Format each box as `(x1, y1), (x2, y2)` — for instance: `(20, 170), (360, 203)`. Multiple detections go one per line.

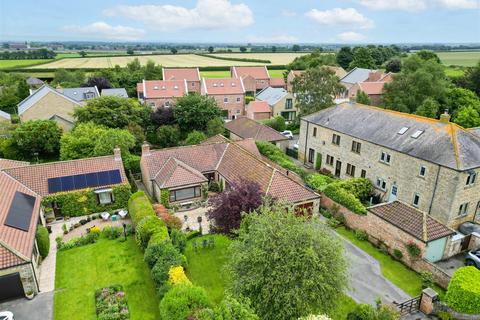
(61, 87), (99, 102)
(469, 127), (480, 137)
(101, 88), (128, 98)
(302, 102), (480, 171)
(0, 110), (11, 121)
(340, 67), (375, 84)
(26, 77), (44, 86)
(256, 87), (288, 106)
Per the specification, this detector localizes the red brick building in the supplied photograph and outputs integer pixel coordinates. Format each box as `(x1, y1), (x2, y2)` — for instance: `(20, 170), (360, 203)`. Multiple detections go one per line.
(201, 78), (245, 119)
(137, 79), (188, 109)
(163, 68), (201, 93)
(231, 66), (270, 94)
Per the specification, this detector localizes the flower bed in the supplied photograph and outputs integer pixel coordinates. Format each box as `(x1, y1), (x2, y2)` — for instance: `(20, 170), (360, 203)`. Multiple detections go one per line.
(95, 285), (130, 320)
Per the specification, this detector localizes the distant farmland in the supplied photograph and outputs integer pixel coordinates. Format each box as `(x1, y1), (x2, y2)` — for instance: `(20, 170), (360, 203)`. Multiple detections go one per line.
(437, 51), (480, 67)
(28, 53), (307, 69)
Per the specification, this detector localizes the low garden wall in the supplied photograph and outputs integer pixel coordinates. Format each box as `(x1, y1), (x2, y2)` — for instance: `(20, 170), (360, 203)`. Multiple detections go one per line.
(321, 195), (451, 289)
(433, 302), (480, 320)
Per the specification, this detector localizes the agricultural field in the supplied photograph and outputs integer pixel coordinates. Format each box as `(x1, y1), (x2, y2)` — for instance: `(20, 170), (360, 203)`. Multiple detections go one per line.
(0, 59), (52, 69)
(200, 68), (287, 79)
(437, 51), (480, 66)
(29, 52), (306, 69)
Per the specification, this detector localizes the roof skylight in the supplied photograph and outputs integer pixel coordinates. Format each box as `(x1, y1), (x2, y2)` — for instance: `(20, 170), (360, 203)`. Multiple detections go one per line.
(411, 130), (424, 139)
(398, 127), (409, 135)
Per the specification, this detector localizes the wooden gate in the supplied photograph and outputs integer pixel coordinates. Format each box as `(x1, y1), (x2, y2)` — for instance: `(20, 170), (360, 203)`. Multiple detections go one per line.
(393, 296), (421, 316)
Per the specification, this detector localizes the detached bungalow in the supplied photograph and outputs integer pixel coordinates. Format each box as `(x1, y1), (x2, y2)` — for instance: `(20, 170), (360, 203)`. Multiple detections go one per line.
(201, 78), (245, 120)
(137, 80), (189, 109)
(163, 68), (201, 93)
(231, 66), (270, 94)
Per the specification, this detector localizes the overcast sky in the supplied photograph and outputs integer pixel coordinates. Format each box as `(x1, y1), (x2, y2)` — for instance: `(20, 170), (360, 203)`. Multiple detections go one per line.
(1, 0), (479, 43)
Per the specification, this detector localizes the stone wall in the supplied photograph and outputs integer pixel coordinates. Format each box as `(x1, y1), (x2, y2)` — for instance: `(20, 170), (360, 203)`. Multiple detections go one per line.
(433, 302), (480, 320)
(0, 263), (39, 296)
(321, 195), (451, 289)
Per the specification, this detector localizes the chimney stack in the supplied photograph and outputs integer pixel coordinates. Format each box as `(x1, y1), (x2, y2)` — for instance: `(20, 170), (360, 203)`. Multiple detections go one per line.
(142, 141), (150, 156)
(113, 146), (121, 161)
(440, 109), (451, 123)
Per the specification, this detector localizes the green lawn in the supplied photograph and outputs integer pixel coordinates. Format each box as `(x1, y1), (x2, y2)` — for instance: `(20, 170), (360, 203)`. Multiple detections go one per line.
(268, 69), (287, 78)
(199, 70), (231, 78)
(185, 234), (231, 304)
(336, 227), (445, 298)
(0, 59), (52, 69)
(54, 237), (160, 320)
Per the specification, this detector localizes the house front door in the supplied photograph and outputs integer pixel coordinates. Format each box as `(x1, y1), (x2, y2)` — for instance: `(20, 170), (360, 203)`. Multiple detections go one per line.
(335, 160), (342, 177)
(388, 184), (398, 202)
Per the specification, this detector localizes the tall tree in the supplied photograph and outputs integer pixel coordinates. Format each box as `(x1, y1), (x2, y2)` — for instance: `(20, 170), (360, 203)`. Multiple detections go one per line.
(355, 90), (371, 105)
(174, 94), (223, 132)
(385, 59), (402, 73)
(83, 77), (112, 91)
(240, 46), (247, 53)
(416, 50), (441, 63)
(292, 67), (344, 118)
(336, 47), (353, 70)
(349, 47), (376, 69)
(207, 180), (263, 235)
(415, 97), (439, 118)
(445, 87), (480, 117)
(205, 117), (225, 137)
(12, 120), (62, 160)
(156, 125), (181, 148)
(151, 107), (176, 127)
(456, 62), (480, 97)
(208, 46), (214, 53)
(454, 106), (480, 128)
(226, 204), (348, 320)
(287, 51), (337, 71)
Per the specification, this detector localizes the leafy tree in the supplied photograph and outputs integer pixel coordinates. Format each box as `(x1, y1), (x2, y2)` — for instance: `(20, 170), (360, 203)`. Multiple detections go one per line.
(385, 59), (401, 73)
(445, 87), (480, 117)
(263, 116), (286, 132)
(126, 122), (146, 152)
(336, 47), (354, 70)
(226, 205), (348, 320)
(383, 55), (448, 113)
(292, 66), (344, 118)
(151, 107), (176, 126)
(292, 44), (301, 52)
(415, 97), (439, 118)
(198, 295), (259, 320)
(12, 120), (62, 160)
(208, 46), (214, 53)
(207, 180), (263, 235)
(0, 88), (21, 114)
(52, 69), (85, 87)
(159, 284), (211, 320)
(347, 302), (399, 320)
(174, 94), (223, 132)
(355, 90), (371, 105)
(240, 46), (247, 53)
(349, 47), (376, 69)
(454, 106), (480, 128)
(78, 51), (87, 57)
(415, 50), (441, 63)
(156, 125), (181, 148)
(271, 46), (277, 53)
(456, 62), (480, 96)
(287, 51), (337, 71)
(60, 122), (135, 160)
(74, 96), (149, 128)
(184, 130), (206, 145)
(206, 117), (225, 137)
(127, 48), (134, 55)
(171, 48), (178, 54)
(16, 79), (30, 100)
(144, 60), (163, 80)
(83, 77), (112, 91)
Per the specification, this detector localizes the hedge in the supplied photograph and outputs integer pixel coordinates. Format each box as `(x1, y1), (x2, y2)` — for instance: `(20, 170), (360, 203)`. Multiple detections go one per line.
(128, 191), (156, 226)
(135, 216), (169, 250)
(446, 267), (480, 314)
(196, 53), (271, 64)
(41, 184), (131, 217)
(305, 174), (334, 192)
(151, 246), (187, 288)
(255, 141), (306, 178)
(36, 225), (50, 258)
(323, 183), (367, 215)
(159, 284), (211, 320)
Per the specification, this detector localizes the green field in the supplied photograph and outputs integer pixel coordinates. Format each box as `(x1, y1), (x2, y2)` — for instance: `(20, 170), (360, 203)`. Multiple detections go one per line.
(437, 51), (480, 67)
(268, 69), (287, 78)
(54, 237), (160, 320)
(0, 59), (52, 69)
(200, 68), (287, 79)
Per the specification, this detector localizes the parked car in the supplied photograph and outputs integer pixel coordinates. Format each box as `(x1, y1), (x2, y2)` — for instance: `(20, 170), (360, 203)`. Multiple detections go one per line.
(465, 250), (480, 269)
(281, 130), (293, 139)
(0, 311), (14, 320)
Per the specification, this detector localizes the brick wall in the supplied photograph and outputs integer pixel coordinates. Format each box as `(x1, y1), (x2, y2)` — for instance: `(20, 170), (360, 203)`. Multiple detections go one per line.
(321, 195), (451, 289)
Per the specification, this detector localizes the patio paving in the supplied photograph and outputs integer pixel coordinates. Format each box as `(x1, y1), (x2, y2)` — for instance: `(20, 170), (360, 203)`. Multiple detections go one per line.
(434, 252), (467, 276)
(174, 206), (210, 234)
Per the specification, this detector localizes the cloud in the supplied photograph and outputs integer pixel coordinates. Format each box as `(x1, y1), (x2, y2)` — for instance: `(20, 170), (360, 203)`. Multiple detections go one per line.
(305, 8), (374, 29)
(104, 0), (254, 31)
(438, 0), (479, 9)
(359, 0), (427, 11)
(62, 22), (145, 41)
(246, 34), (298, 43)
(337, 31), (367, 42)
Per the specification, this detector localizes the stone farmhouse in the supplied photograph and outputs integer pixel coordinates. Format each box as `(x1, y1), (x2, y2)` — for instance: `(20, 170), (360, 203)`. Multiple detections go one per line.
(231, 66), (270, 94)
(201, 78), (246, 120)
(140, 136), (319, 213)
(137, 79), (189, 109)
(163, 68), (201, 93)
(0, 150), (128, 301)
(298, 102), (480, 229)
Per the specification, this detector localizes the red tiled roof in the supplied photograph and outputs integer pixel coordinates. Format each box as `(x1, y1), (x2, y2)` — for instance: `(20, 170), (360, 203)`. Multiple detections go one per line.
(202, 78), (245, 95)
(3, 155), (128, 196)
(154, 157), (207, 189)
(247, 101), (271, 114)
(224, 117), (288, 142)
(232, 66), (269, 80)
(358, 81), (387, 95)
(368, 201), (455, 242)
(139, 80), (188, 99)
(142, 136), (319, 204)
(269, 78), (286, 88)
(234, 139), (261, 157)
(0, 171), (41, 267)
(0, 159), (29, 170)
(163, 68), (200, 82)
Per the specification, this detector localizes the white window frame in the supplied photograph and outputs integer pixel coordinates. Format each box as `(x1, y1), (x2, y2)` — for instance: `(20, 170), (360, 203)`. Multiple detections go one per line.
(380, 152), (391, 164)
(412, 193), (420, 207)
(95, 189), (114, 205)
(223, 97), (229, 103)
(376, 178), (387, 191)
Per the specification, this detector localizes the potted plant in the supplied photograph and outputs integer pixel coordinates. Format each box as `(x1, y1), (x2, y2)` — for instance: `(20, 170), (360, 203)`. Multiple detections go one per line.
(62, 224), (68, 235)
(25, 290), (34, 300)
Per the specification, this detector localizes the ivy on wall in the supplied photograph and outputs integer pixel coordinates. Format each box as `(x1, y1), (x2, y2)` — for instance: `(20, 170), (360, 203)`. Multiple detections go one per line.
(41, 184), (131, 217)
(160, 188), (170, 208)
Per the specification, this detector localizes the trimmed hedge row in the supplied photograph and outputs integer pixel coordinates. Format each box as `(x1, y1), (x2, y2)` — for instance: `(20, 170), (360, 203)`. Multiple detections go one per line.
(323, 183), (367, 215)
(135, 215), (170, 250)
(256, 141), (307, 178)
(36, 225), (50, 258)
(196, 53), (271, 64)
(128, 191), (156, 227)
(446, 267), (480, 314)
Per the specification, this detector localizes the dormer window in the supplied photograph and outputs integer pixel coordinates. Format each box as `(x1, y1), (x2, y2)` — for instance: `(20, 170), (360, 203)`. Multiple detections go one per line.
(213, 83), (218, 87)
(173, 85), (179, 90)
(84, 92), (95, 99)
(411, 130), (424, 139)
(398, 127), (409, 135)
(162, 86), (167, 90)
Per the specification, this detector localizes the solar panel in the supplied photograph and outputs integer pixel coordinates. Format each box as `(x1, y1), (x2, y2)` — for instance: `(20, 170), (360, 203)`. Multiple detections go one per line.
(61, 176), (75, 191)
(109, 170), (122, 184)
(85, 173), (99, 188)
(97, 171), (110, 185)
(73, 174), (87, 189)
(48, 177), (62, 193)
(5, 192), (36, 232)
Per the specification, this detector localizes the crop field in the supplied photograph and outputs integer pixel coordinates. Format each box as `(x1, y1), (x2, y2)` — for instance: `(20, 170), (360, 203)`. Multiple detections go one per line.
(28, 52), (306, 69)
(0, 59), (52, 69)
(200, 69), (287, 78)
(437, 51), (480, 66)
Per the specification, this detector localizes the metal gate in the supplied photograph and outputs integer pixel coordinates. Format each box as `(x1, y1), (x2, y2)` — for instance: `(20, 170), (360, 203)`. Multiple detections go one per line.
(286, 147), (298, 159)
(393, 296), (421, 316)
(0, 272), (24, 301)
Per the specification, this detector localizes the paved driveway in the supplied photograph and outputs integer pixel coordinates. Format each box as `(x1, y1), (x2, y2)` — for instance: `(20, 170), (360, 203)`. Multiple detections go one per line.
(343, 238), (411, 305)
(0, 292), (53, 320)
